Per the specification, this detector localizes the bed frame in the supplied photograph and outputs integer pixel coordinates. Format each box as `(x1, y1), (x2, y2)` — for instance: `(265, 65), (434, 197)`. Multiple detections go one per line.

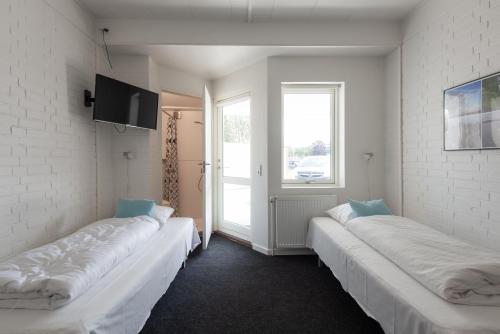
(0, 218), (200, 334)
(307, 217), (500, 334)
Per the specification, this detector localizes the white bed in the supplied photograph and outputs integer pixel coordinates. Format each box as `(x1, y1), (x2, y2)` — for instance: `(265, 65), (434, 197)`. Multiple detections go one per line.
(307, 217), (500, 334)
(0, 217), (200, 334)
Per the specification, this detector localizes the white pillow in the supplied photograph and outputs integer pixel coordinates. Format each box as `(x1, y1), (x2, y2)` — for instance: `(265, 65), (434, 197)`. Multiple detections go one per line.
(325, 203), (354, 225)
(151, 205), (174, 224)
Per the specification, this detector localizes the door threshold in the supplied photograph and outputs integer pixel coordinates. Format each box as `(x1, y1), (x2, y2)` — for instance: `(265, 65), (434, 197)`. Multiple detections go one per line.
(214, 231), (251, 248)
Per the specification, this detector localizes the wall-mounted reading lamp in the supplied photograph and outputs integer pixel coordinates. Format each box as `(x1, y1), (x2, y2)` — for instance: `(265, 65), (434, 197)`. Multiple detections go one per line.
(363, 152), (375, 200)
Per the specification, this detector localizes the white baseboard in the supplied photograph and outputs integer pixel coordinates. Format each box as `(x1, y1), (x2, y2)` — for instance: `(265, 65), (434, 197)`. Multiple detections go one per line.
(251, 243), (273, 255)
(251, 244), (315, 256)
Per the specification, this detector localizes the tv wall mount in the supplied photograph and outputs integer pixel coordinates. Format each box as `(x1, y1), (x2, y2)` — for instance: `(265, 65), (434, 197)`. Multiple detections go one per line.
(84, 90), (95, 107)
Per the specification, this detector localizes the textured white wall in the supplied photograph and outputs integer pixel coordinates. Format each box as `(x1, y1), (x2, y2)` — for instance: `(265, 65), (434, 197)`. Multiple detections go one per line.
(148, 58), (163, 205)
(0, 0), (97, 259)
(158, 65), (207, 98)
(97, 55), (160, 214)
(267, 56), (386, 203)
(95, 39), (115, 220)
(384, 48), (402, 215)
(402, 0), (500, 250)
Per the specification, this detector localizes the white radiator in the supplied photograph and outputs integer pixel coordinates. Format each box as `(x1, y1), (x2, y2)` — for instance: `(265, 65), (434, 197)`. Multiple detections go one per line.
(272, 195), (337, 249)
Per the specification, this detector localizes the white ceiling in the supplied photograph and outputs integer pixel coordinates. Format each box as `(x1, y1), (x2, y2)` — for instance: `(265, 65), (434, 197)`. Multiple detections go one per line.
(79, 0), (422, 21)
(109, 45), (393, 79)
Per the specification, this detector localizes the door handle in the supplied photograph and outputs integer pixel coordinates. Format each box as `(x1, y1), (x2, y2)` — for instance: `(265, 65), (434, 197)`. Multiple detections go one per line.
(257, 164), (263, 176)
(198, 161), (211, 173)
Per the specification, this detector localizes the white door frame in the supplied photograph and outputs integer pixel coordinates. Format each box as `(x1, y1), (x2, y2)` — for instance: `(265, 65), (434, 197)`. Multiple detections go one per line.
(202, 86), (213, 249)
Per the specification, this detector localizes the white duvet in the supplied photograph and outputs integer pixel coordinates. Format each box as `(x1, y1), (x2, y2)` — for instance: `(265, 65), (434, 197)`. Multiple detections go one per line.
(0, 216), (160, 310)
(346, 215), (500, 306)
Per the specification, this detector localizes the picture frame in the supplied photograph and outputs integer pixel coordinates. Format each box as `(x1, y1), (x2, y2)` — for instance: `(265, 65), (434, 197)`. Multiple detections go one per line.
(443, 71), (500, 151)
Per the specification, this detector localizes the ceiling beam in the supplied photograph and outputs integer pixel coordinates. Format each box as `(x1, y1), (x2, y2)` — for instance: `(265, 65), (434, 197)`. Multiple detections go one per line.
(96, 19), (401, 48)
(247, 0), (253, 23)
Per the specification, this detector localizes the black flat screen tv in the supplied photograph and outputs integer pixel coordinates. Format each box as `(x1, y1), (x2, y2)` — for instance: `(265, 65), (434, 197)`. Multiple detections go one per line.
(93, 74), (159, 130)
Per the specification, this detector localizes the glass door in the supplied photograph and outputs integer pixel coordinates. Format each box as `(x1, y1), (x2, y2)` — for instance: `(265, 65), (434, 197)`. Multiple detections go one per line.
(216, 94), (251, 240)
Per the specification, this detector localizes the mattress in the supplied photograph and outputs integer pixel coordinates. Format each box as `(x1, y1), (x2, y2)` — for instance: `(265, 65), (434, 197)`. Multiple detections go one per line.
(306, 217), (500, 334)
(0, 217), (200, 334)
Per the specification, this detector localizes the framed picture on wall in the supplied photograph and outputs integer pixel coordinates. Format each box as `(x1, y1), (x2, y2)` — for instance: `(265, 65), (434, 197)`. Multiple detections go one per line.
(444, 71), (500, 150)
(482, 73), (500, 148)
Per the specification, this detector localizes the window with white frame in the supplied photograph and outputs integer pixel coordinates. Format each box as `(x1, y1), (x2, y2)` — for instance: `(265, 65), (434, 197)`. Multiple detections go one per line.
(281, 83), (340, 187)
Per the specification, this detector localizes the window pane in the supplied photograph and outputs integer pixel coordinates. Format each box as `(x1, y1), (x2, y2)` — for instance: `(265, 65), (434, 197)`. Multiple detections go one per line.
(223, 183), (251, 227)
(222, 99), (250, 178)
(283, 92), (332, 183)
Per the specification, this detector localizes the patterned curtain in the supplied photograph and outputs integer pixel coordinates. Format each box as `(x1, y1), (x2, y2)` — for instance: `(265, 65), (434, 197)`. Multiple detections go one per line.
(163, 115), (179, 215)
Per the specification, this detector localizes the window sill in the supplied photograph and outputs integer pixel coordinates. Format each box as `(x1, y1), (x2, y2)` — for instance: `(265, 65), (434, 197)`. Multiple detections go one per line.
(281, 184), (345, 189)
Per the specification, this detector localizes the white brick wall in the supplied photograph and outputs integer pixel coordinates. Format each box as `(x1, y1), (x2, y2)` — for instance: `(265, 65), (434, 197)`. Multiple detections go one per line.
(384, 48), (402, 215)
(0, 0), (97, 259)
(402, 0), (500, 250)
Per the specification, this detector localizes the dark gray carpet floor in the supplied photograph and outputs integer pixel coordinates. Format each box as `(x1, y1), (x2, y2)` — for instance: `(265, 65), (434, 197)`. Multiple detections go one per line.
(140, 235), (384, 334)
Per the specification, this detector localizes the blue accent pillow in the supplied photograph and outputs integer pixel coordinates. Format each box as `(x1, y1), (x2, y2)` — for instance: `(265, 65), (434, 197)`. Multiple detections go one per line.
(348, 199), (392, 218)
(114, 199), (156, 218)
